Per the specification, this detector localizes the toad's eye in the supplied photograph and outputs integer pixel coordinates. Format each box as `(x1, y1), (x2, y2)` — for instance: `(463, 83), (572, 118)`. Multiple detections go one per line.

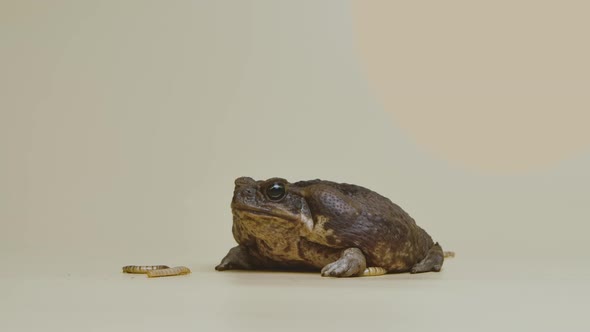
(266, 182), (286, 201)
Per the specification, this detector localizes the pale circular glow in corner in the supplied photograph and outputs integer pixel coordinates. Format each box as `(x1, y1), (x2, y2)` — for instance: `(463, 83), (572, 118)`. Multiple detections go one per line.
(352, 1), (590, 173)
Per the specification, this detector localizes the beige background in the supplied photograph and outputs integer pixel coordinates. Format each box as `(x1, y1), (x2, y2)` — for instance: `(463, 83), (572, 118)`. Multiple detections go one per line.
(1, 1), (589, 331)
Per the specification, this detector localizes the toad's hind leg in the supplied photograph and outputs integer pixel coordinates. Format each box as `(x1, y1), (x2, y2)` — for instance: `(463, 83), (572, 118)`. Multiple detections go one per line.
(410, 242), (444, 274)
(215, 245), (264, 271)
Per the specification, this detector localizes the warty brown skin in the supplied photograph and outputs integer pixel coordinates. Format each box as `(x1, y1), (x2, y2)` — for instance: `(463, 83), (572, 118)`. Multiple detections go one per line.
(216, 177), (446, 277)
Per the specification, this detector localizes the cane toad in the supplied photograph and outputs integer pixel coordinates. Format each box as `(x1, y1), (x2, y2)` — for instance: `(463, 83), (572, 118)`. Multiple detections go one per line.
(215, 177), (450, 277)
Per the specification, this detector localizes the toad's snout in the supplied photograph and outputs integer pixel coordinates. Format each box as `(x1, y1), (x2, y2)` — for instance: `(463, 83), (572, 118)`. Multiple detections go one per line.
(232, 177), (257, 207)
(234, 177), (255, 187)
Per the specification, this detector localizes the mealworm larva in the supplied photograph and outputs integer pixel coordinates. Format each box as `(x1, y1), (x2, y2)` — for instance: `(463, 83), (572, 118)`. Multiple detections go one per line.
(146, 266), (191, 278)
(443, 251), (456, 258)
(122, 265), (170, 274)
(363, 266), (387, 276)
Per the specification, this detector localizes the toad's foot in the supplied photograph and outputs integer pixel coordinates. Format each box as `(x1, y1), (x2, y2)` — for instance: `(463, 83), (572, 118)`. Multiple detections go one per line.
(321, 248), (367, 278)
(215, 245), (262, 271)
(410, 242), (444, 273)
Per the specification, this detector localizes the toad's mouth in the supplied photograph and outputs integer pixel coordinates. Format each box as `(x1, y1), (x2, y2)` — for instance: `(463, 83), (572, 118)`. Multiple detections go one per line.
(231, 206), (298, 222)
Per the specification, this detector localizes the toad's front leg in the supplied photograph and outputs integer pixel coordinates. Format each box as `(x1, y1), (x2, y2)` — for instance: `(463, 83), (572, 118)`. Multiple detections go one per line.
(215, 245), (264, 271)
(320, 248), (367, 277)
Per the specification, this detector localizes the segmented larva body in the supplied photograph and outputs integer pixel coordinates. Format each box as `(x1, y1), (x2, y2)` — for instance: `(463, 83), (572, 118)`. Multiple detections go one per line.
(122, 265), (170, 274)
(363, 267), (387, 276)
(444, 251), (456, 258)
(146, 266), (191, 278)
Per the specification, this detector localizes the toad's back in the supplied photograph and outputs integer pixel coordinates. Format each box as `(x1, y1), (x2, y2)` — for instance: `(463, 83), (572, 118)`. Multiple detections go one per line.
(292, 180), (435, 272)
